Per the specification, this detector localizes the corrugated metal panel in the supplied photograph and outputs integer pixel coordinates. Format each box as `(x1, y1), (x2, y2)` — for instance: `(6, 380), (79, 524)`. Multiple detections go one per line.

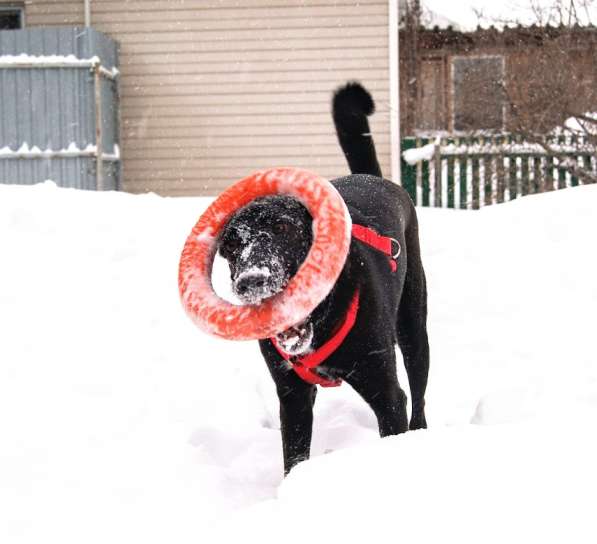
(0, 157), (92, 189)
(0, 27), (120, 189)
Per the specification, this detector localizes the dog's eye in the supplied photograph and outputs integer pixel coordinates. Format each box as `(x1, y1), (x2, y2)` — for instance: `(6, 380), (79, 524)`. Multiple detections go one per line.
(273, 221), (290, 235)
(222, 236), (240, 253)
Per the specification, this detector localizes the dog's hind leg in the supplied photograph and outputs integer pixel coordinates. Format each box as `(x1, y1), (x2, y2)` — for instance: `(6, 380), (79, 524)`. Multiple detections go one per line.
(396, 216), (430, 430)
(345, 355), (409, 437)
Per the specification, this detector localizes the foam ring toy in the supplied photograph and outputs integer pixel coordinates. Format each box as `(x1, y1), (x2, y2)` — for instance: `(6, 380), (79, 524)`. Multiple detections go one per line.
(178, 167), (352, 340)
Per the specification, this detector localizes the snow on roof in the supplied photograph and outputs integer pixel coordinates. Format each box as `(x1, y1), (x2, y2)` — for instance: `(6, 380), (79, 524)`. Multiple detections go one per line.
(422, 0), (597, 31)
(420, 3), (463, 30)
(399, 0), (463, 30)
(564, 113), (597, 135)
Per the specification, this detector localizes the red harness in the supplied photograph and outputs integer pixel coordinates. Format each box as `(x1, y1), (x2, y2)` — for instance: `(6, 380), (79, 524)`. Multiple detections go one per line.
(270, 224), (400, 387)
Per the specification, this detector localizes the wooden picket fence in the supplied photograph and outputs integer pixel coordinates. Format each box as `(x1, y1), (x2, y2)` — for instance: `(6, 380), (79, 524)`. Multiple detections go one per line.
(400, 134), (597, 209)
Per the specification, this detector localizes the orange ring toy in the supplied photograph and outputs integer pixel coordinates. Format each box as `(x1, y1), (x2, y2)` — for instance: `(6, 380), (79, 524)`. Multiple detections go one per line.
(178, 167), (352, 340)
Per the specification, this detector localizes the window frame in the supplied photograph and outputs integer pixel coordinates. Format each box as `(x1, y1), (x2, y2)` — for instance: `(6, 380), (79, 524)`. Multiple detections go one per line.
(0, 3), (25, 30)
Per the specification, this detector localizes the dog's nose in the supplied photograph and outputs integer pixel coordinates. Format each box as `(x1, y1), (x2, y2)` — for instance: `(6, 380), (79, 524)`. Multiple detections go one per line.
(235, 273), (269, 296)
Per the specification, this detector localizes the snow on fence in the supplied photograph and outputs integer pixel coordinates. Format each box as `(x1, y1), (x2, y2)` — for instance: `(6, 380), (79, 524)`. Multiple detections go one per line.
(0, 28), (120, 190)
(401, 134), (597, 209)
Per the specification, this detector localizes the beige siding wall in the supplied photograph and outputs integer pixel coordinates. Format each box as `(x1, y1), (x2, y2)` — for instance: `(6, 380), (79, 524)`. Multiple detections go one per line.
(23, 0), (391, 196)
(24, 0), (84, 26)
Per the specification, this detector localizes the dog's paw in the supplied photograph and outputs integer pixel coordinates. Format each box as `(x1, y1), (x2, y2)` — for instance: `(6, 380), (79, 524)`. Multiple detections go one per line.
(409, 412), (427, 430)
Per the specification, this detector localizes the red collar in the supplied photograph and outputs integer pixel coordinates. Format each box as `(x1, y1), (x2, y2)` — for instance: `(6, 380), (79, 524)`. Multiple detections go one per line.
(270, 224), (399, 387)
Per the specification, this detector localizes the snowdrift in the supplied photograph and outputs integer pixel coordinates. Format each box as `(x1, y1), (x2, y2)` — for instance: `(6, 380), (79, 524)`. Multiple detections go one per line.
(1, 181), (596, 543)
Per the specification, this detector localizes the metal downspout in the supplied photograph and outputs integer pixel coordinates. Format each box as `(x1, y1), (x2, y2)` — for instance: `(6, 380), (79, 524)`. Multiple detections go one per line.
(389, 0), (401, 183)
(84, 0), (91, 27)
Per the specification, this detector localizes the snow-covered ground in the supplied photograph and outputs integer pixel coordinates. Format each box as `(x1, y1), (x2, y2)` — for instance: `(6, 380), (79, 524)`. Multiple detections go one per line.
(1, 181), (596, 543)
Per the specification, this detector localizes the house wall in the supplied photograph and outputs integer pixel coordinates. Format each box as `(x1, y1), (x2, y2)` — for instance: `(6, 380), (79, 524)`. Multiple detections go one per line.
(407, 27), (597, 136)
(18, 0), (392, 196)
(24, 0), (84, 26)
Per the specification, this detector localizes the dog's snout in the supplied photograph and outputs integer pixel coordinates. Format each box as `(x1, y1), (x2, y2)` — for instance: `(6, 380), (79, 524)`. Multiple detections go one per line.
(235, 273), (268, 296)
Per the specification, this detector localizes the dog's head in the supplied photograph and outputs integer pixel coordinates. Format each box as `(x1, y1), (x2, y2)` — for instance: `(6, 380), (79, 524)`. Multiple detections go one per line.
(218, 196), (315, 352)
(218, 194), (356, 355)
(219, 196), (313, 303)
(219, 196), (313, 354)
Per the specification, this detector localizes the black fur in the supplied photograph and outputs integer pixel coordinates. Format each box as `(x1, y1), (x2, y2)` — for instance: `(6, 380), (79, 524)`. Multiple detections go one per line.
(219, 82), (429, 475)
(332, 81), (382, 178)
(220, 196), (313, 305)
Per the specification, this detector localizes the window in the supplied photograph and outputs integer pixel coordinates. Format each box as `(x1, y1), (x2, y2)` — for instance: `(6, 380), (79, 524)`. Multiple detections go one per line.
(452, 56), (505, 131)
(0, 5), (24, 30)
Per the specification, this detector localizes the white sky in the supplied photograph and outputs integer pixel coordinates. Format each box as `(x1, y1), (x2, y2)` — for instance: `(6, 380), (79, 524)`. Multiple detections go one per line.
(423, 0), (597, 29)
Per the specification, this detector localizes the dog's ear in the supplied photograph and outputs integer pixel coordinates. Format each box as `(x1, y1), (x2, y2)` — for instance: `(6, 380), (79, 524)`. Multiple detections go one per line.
(217, 221), (234, 258)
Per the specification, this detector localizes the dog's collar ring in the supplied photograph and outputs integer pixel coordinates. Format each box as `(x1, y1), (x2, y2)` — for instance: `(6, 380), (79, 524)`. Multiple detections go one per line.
(390, 238), (401, 259)
(178, 167), (352, 341)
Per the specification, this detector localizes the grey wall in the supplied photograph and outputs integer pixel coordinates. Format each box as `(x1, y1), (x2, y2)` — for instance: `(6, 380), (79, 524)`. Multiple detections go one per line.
(0, 27), (119, 189)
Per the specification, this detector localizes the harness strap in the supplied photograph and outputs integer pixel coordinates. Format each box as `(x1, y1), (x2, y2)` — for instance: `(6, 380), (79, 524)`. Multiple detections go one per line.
(271, 224), (399, 387)
(351, 224), (400, 272)
(271, 290), (359, 387)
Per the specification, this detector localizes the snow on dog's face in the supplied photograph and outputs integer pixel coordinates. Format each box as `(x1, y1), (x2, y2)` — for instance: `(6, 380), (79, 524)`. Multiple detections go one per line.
(219, 195), (313, 301)
(219, 196), (314, 353)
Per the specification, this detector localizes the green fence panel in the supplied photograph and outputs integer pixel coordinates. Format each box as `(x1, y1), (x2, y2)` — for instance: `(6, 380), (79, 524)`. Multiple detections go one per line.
(582, 154), (594, 183)
(421, 138), (430, 207)
(459, 141), (468, 210)
(447, 155), (455, 209)
(508, 136), (518, 201)
(400, 132), (594, 211)
(532, 156), (543, 193)
(495, 136), (505, 203)
(587, 154), (597, 183)
(521, 155), (530, 196)
(557, 160), (567, 189)
(508, 156), (517, 201)
(400, 137), (418, 204)
(570, 134), (579, 186)
(546, 155), (555, 191)
(557, 135), (567, 189)
(434, 152), (442, 208)
(484, 154), (493, 206)
(471, 138), (480, 210)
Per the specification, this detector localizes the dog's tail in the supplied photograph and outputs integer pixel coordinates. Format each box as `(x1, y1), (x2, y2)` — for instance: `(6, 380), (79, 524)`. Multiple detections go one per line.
(332, 81), (382, 178)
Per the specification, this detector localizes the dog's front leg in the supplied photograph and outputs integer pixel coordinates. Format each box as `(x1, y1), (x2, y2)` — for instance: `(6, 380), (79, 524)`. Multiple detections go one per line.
(260, 340), (317, 474)
(278, 382), (317, 475)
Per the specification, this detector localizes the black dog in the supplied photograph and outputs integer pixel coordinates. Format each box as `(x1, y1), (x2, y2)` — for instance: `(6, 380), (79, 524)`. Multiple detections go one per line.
(219, 82), (429, 475)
